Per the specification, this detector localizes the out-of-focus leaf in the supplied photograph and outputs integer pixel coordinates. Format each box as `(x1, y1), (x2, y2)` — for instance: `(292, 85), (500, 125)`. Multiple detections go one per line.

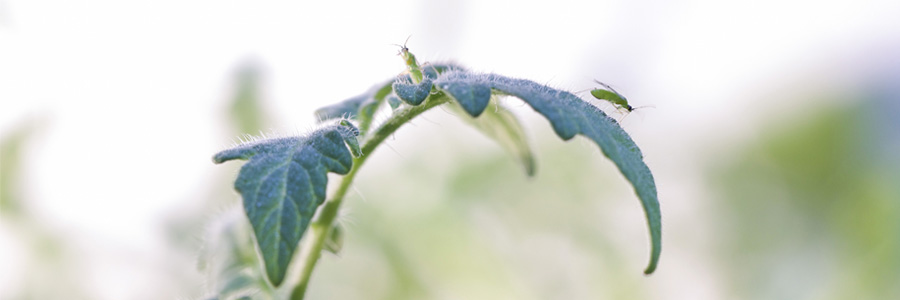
(314, 79), (394, 128)
(229, 65), (266, 134)
(314, 94), (369, 121)
(1, 121), (37, 217)
(447, 99), (536, 176)
(386, 95), (402, 110)
(434, 71), (661, 274)
(323, 223), (344, 254)
(212, 123), (360, 286)
(200, 209), (272, 300)
(714, 100), (900, 299)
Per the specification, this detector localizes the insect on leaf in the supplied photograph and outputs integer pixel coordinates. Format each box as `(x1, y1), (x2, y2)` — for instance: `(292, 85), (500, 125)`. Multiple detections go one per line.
(435, 71), (661, 274)
(212, 123), (360, 286)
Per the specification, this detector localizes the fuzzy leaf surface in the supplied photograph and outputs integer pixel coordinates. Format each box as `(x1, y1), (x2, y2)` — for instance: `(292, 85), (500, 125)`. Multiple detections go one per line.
(435, 71), (661, 274)
(213, 124), (359, 286)
(314, 64), (461, 123)
(392, 77), (433, 106)
(441, 81), (492, 117)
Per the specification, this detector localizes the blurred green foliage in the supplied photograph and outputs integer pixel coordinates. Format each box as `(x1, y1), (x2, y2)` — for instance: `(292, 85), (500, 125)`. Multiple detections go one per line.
(155, 61), (276, 299)
(1, 121), (94, 300)
(230, 64), (267, 135)
(1, 122), (32, 216)
(713, 95), (900, 299)
(302, 129), (651, 300)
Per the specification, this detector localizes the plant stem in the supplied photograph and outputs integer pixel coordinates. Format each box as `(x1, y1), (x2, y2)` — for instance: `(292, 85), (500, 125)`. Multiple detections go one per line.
(289, 94), (448, 300)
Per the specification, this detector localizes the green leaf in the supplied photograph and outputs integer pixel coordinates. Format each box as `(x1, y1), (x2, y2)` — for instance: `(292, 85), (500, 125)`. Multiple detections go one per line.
(200, 209), (272, 299)
(386, 94), (402, 110)
(314, 94), (369, 121)
(392, 77), (434, 106)
(213, 123), (360, 286)
(439, 81), (492, 117)
(435, 71), (661, 274)
(313, 64), (461, 128)
(447, 98), (536, 176)
(315, 80), (394, 134)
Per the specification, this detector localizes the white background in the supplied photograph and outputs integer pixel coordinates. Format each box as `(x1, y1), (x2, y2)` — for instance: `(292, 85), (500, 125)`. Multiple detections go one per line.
(2, 0), (899, 299)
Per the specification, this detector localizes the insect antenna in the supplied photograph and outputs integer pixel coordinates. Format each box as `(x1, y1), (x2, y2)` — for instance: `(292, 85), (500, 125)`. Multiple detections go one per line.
(618, 105), (655, 123)
(390, 35), (412, 54)
(592, 79), (623, 96)
(631, 105), (656, 111)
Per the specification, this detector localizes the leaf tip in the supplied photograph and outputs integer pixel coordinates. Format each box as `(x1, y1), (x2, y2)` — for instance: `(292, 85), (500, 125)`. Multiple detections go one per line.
(643, 261), (658, 275)
(643, 227), (662, 275)
(524, 159), (537, 177)
(212, 147), (254, 164)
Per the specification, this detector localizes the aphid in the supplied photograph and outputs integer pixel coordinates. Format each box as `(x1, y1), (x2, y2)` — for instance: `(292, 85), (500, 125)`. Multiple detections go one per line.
(393, 36), (424, 84)
(589, 80), (653, 122)
(590, 80), (634, 113)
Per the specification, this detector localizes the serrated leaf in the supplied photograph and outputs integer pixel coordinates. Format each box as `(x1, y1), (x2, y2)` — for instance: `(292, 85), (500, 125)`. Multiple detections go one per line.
(392, 77), (433, 106)
(213, 124), (360, 286)
(435, 71), (661, 274)
(447, 98), (536, 176)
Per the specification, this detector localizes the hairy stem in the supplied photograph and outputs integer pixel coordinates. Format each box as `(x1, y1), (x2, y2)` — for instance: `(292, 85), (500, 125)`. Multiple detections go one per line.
(290, 93), (448, 300)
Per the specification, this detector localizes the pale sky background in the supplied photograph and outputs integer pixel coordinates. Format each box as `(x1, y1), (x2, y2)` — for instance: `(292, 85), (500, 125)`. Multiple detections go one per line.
(2, 0), (899, 299)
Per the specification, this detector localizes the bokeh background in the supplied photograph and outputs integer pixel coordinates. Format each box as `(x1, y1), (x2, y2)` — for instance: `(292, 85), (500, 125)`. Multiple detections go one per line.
(2, 0), (899, 299)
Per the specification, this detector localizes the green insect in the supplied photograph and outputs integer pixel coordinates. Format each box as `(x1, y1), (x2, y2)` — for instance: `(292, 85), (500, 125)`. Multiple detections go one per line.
(589, 80), (653, 122)
(394, 37), (424, 84)
(590, 80), (635, 113)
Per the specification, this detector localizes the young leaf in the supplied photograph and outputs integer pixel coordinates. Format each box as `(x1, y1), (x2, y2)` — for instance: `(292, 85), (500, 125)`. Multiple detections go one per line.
(435, 71), (661, 274)
(386, 94), (402, 110)
(313, 64), (458, 123)
(440, 81), (492, 117)
(447, 99), (536, 176)
(389, 63), (465, 106)
(212, 124), (360, 286)
(314, 93), (369, 121)
(392, 77), (434, 106)
(315, 79), (394, 133)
